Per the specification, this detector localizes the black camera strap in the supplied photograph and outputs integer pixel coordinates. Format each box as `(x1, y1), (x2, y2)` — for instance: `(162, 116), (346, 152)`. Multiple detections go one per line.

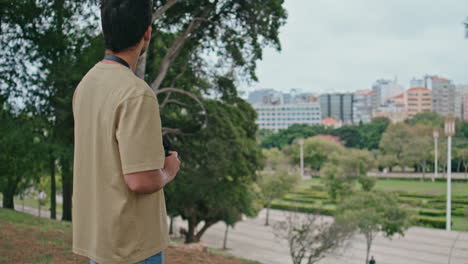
(103, 54), (130, 69)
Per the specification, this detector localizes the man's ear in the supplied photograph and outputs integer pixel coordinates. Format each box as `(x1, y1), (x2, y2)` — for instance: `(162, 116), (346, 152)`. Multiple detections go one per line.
(143, 26), (152, 41)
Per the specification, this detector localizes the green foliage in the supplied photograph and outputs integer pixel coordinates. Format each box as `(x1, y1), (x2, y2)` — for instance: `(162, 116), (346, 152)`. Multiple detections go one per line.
(320, 149), (375, 201)
(336, 191), (411, 263)
(290, 136), (345, 171)
(260, 124), (329, 149)
(406, 112), (443, 127)
(259, 118), (390, 150)
(165, 99), (263, 243)
(0, 105), (44, 209)
(337, 191), (411, 236)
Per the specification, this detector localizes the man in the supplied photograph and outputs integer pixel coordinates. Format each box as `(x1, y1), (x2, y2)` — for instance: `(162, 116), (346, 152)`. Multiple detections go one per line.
(369, 256), (376, 264)
(72, 1), (180, 263)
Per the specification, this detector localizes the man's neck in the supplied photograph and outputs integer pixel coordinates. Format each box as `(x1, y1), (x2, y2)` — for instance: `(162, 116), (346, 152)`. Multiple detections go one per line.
(103, 49), (140, 72)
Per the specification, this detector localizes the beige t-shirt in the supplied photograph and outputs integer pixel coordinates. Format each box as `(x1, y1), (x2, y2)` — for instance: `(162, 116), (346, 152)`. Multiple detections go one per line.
(72, 62), (169, 264)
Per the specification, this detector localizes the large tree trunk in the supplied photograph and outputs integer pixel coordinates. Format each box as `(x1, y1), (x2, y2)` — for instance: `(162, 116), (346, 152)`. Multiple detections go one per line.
(2, 191), (14, 209)
(61, 159), (73, 221)
(169, 216), (174, 235)
(223, 224), (229, 250)
(50, 152), (56, 219)
(184, 217), (216, 244)
(185, 217), (199, 243)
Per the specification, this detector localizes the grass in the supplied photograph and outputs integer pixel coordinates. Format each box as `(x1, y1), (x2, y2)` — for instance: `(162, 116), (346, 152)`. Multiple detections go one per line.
(0, 208), (259, 264)
(375, 180), (468, 196)
(276, 178), (468, 231)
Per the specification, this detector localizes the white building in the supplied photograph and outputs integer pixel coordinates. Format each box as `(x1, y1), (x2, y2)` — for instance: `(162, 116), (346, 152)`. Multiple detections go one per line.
(254, 103), (321, 131)
(371, 78), (404, 110)
(431, 77), (462, 118)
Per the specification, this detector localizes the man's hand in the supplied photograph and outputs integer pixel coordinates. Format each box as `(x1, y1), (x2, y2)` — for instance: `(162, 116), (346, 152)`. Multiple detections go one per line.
(164, 151), (180, 180)
(124, 151), (181, 194)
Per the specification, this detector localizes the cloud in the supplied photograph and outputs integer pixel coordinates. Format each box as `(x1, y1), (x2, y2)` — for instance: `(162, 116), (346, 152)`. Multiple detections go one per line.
(250, 0), (468, 94)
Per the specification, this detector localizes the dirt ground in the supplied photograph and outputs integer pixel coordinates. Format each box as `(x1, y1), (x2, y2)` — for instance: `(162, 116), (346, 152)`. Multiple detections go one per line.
(0, 209), (256, 264)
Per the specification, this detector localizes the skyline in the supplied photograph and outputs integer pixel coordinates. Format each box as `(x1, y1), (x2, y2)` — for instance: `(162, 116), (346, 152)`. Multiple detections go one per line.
(244, 0), (468, 95)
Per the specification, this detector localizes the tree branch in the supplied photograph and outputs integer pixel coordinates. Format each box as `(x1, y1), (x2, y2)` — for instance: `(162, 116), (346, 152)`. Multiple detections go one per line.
(150, 8), (212, 91)
(152, 0), (179, 23)
(135, 0), (179, 79)
(162, 127), (192, 136)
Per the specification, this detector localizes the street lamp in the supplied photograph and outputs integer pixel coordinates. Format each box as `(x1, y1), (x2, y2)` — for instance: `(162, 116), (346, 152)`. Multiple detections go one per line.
(299, 138), (305, 178)
(444, 117), (455, 231)
(433, 130), (439, 182)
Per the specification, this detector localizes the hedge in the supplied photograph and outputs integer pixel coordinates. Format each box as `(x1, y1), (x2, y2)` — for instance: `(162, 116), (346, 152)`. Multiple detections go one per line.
(414, 216), (450, 229)
(270, 201), (335, 216)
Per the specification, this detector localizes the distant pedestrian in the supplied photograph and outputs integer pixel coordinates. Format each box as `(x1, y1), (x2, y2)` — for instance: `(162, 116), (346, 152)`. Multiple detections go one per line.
(369, 256), (376, 264)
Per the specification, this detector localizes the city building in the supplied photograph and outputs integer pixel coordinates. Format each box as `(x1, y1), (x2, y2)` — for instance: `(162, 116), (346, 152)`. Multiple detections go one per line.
(320, 93), (354, 124)
(253, 103), (321, 131)
(405, 87), (432, 118)
(410, 77), (425, 88)
(463, 94), (468, 121)
(247, 88), (283, 105)
(373, 109), (408, 124)
(431, 77), (462, 118)
(321, 117), (342, 128)
(352, 90), (373, 124)
(371, 78), (404, 110)
(459, 85), (468, 121)
(373, 93), (408, 123)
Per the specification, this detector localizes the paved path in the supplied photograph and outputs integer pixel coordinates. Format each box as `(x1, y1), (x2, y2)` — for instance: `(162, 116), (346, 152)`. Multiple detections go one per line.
(4, 204), (468, 264)
(193, 209), (468, 264)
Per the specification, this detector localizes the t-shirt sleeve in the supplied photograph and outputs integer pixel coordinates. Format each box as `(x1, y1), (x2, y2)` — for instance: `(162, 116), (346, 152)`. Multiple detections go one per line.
(115, 94), (165, 174)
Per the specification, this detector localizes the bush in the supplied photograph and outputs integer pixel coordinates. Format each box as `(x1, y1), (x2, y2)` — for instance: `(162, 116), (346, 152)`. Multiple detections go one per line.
(415, 216), (448, 229)
(418, 209), (445, 217)
(398, 192), (438, 199)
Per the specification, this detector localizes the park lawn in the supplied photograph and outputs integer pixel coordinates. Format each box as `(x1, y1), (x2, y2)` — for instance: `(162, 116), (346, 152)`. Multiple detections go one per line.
(374, 180), (468, 196)
(0, 208), (259, 264)
(280, 178), (468, 231)
(301, 178), (468, 196)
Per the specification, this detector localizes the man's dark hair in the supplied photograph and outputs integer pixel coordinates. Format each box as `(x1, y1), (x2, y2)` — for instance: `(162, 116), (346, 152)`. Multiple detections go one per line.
(100, 0), (152, 52)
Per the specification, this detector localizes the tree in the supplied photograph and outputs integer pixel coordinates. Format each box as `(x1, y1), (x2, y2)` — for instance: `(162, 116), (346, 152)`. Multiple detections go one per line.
(0, 103), (43, 209)
(258, 148), (299, 226)
(336, 191), (411, 264)
(376, 152), (398, 172)
(260, 124), (329, 149)
(165, 99), (263, 243)
(1, 0), (102, 221)
(291, 136), (345, 171)
(455, 148), (468, 180)
(358, 117), (390, 150)
(404, 124), (434, 181)
(321, 149), (375, 201)
(273, 212), (353, 264)
(2, 0), (287, 222)
(406, 112), (443, 127)
(379, 123), (414, 170)
(257, 171), (299, 226)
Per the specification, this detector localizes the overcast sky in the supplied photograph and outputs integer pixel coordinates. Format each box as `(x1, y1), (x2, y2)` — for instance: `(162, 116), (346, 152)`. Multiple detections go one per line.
(245, 0), (468, 95)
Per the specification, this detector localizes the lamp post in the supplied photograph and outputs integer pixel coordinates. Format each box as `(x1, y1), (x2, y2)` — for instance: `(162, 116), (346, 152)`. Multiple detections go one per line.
(444, 117), (455, 231)
(433, 130), (439, 182)
(299, 138), (304, 178)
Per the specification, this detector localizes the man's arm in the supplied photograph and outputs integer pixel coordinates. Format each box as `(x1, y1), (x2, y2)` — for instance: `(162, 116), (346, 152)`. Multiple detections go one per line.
(124, 151), (180, 194)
